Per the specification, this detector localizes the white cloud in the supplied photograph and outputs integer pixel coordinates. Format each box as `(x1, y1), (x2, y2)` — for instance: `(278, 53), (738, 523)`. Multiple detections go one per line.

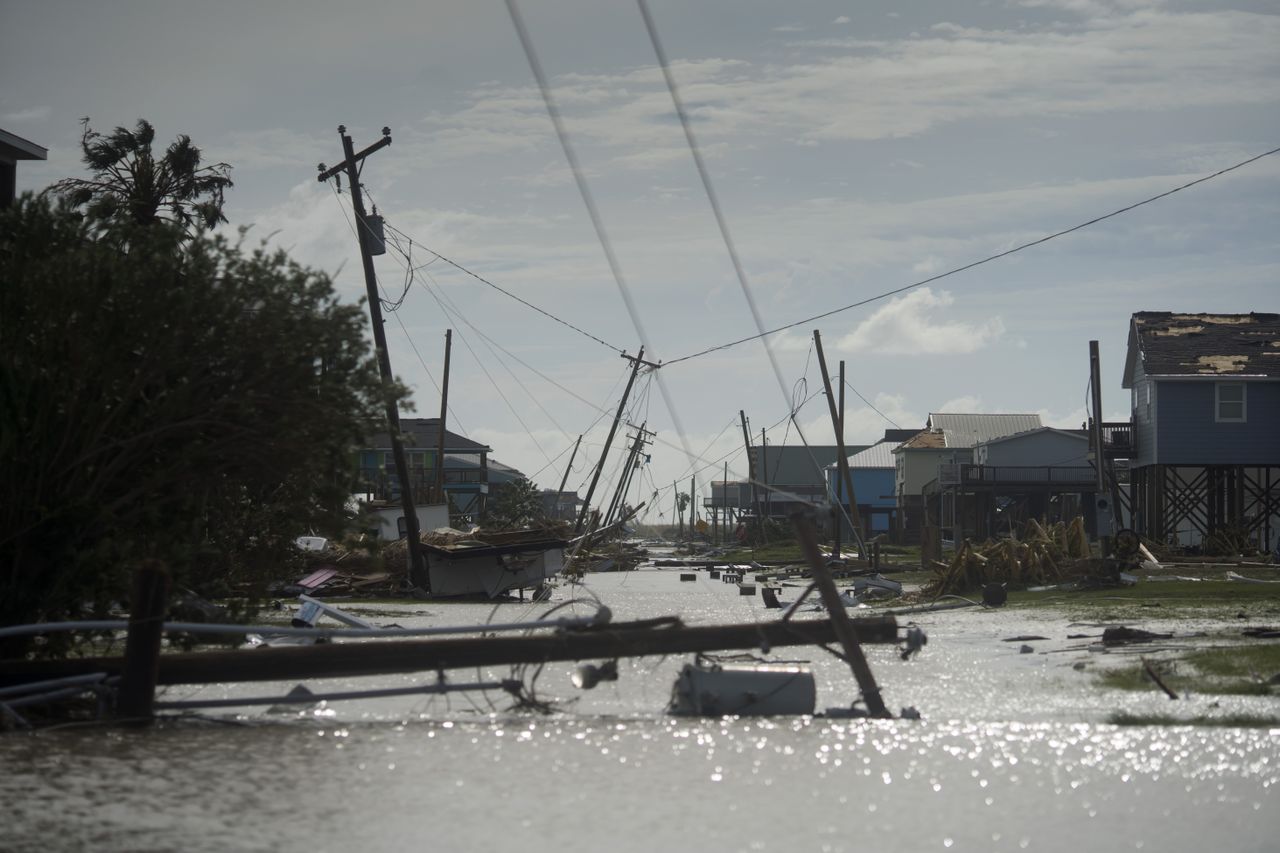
(836, 288), (1005, 355)
(935, 395), (985, 413)
(834, 16), (851, 25)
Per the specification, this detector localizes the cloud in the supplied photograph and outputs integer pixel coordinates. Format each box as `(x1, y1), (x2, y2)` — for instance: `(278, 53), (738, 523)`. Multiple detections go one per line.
(1, 106), (50, 123)
(836, 288), (1005, 355)
(833, 16), (851, 25)
(935, 395), (985, 413)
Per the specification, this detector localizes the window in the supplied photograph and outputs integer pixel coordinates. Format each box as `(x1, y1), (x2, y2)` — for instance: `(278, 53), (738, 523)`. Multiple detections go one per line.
(1216, 383), (1246, 422)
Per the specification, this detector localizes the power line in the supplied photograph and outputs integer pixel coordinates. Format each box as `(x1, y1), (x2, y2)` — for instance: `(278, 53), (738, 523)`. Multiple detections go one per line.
(507, 0), (708, 511)
(663, 144), (1280, 366)
(844, 377), (901, 430)
(380, 220), (627, 355)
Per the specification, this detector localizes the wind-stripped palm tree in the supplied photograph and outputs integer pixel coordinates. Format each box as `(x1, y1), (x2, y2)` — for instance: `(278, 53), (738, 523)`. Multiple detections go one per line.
(47, 118), (233, 233)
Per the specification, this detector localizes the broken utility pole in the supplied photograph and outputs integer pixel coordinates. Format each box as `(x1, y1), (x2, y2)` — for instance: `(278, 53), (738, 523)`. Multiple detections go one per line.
(813, 330), (866, 557)
(555, 434), (583, 519)
(435, 329), (453, 506)
(740, 410), (764, 540)
(318, 126), (427, 590)
(575, 348), (653, 534)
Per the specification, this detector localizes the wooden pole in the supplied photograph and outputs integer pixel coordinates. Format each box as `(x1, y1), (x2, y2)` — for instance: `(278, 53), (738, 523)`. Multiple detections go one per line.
(813, 330), (866, 555)
(555, 434), (583, 521)
(1089, 340), (1113, 554)
(3, 616), (901, 687)
(434, 329), (452, 505)
(323, 126), (426, 589)
(740, 410), (763, 538)
(116, 560), (171, 723)
(792, 512), (890, 717)
(577, 349), (645, 534)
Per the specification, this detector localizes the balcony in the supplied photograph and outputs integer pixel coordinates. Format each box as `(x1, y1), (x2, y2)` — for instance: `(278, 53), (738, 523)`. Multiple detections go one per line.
(357, 466), (486, 505)
(1100, 421), (1134, 459)
(958, 464), (1098, 490)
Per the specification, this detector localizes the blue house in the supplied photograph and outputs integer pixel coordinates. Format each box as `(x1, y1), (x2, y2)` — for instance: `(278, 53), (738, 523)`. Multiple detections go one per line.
(827, 429), (919, 537)
(1121, 312), (1280, 549)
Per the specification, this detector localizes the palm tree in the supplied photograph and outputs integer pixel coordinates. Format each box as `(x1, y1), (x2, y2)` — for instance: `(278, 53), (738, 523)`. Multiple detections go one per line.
(47, 118), (233, 232)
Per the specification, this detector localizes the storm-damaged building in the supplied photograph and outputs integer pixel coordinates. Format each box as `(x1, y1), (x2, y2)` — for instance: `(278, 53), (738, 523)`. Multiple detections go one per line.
(1122, 312), (1280, 550)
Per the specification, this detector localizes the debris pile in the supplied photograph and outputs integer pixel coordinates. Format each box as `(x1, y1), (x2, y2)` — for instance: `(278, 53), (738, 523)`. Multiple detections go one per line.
(923, 517), (1096, 598)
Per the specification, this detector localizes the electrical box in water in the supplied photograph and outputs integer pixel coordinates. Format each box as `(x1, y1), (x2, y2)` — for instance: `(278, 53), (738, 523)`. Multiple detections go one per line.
(668, 662), (816, 717)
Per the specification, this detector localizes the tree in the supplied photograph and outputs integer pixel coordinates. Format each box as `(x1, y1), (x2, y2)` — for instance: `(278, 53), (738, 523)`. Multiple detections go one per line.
(0, 195), (397, 657)
(483, 478), (547, 531)
(46, 118), (233, 233)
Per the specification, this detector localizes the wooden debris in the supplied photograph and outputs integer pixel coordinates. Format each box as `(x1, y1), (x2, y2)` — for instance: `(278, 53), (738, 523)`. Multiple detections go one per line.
(922, 516), (1098, 598)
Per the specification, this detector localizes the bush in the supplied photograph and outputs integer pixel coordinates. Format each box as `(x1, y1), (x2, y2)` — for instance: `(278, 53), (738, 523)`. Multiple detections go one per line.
(0, 196), (397, 656)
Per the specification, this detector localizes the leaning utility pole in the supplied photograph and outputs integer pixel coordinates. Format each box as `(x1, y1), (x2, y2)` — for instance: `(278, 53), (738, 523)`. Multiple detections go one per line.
(434, 329), (453, 505)
(576, 349), (653, 534)
(739, 410), (763, 539)
(813, 330), (866, 557)
(555, 434), (583, 520)
(318, 126), (426, 590)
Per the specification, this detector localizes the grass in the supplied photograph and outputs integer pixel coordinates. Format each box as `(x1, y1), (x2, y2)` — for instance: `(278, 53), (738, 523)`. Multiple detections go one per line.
(1006, 579), (1280, 620)
(1095, 642), (1280, 697)
(1107, 712), (1280, 728)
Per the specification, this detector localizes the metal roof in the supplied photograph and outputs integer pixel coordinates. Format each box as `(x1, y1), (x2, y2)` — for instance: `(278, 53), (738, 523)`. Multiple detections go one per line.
(976, 426), (1087, 447)
(367, 417), (491, 452)
(927, 413), (1043, 448)
(1122, 312), (1280, 388)
(842, 440), (897, 469)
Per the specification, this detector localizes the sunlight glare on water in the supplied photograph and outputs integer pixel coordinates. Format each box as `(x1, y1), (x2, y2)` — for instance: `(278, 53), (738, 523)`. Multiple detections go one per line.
(2, 569), (1277, 852)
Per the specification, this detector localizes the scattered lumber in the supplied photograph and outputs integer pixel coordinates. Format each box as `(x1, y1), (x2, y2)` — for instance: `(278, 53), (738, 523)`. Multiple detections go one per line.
(922, 517), (1097, 598)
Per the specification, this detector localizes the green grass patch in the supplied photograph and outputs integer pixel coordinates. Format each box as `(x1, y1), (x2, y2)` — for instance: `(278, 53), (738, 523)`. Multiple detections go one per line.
(1108, 712), (1280, 728)
(1095, 643), (1280, 697)
(1006, 579), (1280, 620)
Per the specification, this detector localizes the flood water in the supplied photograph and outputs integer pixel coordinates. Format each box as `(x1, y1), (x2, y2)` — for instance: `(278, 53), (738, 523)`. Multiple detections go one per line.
(3, 567), (1277, 852)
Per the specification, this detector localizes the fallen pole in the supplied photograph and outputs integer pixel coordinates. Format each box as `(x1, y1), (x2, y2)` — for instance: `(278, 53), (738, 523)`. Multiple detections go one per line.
(0, 615), (900, 687)
(792, 512), (890, 718)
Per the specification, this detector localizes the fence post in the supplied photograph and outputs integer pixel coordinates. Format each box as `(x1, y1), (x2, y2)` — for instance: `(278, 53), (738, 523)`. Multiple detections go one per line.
(116, 560), (171, 724)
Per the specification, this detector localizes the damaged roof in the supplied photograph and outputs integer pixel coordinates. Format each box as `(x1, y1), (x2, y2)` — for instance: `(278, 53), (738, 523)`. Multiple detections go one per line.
(893, 429), (948, 451)
(1122, 312), (1280, 388)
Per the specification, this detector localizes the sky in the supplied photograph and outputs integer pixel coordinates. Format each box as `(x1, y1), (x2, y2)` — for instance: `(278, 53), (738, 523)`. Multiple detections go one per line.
(4, 0), (1278, 523)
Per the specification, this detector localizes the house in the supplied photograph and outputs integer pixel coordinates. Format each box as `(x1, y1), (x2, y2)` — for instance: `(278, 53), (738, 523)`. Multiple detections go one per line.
(961, 427), (1099, 538)
(1, 128), (46, 208)
(539, 489), (583, 522)
(1121, 311), (1280, 549)
(357, 418), (493, 525)
(893, 413), (1043, 542)
(826, 429), (920, 536)
(751, 444), (867, 523)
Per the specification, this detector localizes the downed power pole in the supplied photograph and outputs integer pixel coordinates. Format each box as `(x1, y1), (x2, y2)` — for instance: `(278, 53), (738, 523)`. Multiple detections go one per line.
(0, 615), (900, 688)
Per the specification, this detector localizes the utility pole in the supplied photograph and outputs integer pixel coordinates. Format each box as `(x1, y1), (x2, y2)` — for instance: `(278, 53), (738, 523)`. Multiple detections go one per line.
(832, 359), (846, 559)
(761, 427), (769, 521)
(813, 330), (866, 557)
(689, 475), (696, 537)
(434, 329), (453, 507)
(555, 435), (583, 521)
(1088, 340), (1116, 555)
(739, 410), (763, 539)
(604, 423), (651, 527)
(318, 125), (427, 591)
(576, 348), (653, 534)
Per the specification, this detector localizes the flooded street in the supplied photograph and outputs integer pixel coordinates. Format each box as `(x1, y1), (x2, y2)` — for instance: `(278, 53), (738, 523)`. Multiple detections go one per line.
(4, 569), (1278, 852)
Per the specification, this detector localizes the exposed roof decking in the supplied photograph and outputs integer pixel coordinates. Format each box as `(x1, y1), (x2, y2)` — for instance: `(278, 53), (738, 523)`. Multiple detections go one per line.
(1123, 312), (1280, 388)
